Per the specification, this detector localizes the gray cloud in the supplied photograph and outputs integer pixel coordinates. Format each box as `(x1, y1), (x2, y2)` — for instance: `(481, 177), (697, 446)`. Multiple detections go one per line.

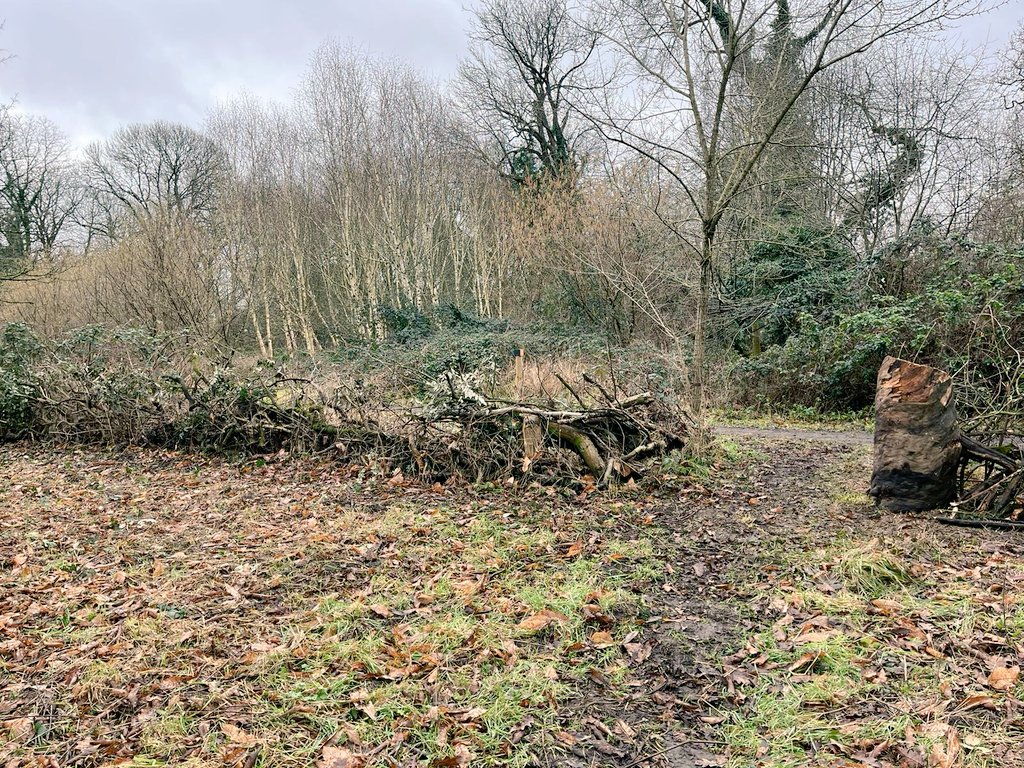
(1, 0), (467, 145)
(1, 1), (1019, 148)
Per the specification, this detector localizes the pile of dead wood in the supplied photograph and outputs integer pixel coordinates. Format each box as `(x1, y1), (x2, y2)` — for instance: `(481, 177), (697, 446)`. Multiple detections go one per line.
(380, 371), (693, 485)
(869, 356), (1024, 527)
(407, 374), (688, 487)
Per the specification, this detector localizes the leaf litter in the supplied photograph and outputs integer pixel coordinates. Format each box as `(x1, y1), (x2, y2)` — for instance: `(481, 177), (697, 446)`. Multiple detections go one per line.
(0, 445), (664, 767)
(3, 434), (1024, 768)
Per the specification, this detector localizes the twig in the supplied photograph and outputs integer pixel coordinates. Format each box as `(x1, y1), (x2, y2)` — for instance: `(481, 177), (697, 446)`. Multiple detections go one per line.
(935, 517), (1024, 531)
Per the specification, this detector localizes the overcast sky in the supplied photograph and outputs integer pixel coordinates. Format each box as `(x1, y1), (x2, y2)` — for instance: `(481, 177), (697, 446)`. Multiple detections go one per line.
(0, 0), (467, 147)
(0, 1), (1020, 149)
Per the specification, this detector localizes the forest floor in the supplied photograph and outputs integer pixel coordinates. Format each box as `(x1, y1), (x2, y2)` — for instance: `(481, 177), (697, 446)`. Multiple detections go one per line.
(1, 429), (1022, 768)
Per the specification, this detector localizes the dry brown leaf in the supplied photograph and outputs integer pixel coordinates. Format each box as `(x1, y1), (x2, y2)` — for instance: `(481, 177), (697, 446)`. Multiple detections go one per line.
(787, 651), (819, 673)
(700, 715), (727, 725)
(220, 745), (249, 765)
(614, 718), (637, 740)
(517, 609), (567, 632)
(566, 539), (583, 558)
(223, 582), (242, 600)
(623, 641), (652, 664)
(925, 724), (961, 768)
(221, 722), (258, 746)
(518, 612), (555, 632)
(453, 578), (482, 597)
(590, 630), (614, 648)
(555, 731), (578, 746)
(581, 603), (614, 625)
(957, 693), (996, 711)
(987, 666), (1020, 691)
(319, 745), (363, 768)
(4, 717), (33, 742)
(871, 598), (903, 614)
(454, 743), (473, 766)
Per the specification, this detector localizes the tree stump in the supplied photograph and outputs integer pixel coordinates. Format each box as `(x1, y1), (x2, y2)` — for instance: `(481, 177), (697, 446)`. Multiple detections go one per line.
(869, 356), (960, 511)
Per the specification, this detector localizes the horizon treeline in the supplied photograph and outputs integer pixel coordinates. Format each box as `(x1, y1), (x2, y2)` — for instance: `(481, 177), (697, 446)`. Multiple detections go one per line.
(2, 0), (1023, 411)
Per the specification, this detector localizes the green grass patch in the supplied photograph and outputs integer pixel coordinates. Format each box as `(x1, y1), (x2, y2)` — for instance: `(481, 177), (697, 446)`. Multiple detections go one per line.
(721, 528), (1024, 768)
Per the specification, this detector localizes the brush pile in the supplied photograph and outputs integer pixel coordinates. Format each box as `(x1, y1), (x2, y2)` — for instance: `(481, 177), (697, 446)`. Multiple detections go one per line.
(387, 371), (693, 485)
(0, 323), (693, 485)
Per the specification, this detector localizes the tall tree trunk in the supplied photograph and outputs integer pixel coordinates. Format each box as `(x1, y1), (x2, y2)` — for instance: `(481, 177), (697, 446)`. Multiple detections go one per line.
(690, 227), (714, 415)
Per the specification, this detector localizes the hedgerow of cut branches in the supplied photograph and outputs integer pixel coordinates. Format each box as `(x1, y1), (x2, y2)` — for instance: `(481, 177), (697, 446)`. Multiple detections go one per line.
(0, 323), (694, 485)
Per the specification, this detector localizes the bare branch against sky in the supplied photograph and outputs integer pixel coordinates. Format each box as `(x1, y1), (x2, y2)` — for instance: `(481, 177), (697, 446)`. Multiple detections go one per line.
(0, 0), (1017, 148)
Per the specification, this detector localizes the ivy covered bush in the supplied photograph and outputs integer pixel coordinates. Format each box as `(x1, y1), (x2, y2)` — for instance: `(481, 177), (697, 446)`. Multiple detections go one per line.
(731, 238), (1023, 422)
(0, 322), (42, 439)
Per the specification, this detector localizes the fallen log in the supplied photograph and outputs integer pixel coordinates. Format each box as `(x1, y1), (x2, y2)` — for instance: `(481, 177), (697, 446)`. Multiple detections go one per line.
(546, 421), (606, 476)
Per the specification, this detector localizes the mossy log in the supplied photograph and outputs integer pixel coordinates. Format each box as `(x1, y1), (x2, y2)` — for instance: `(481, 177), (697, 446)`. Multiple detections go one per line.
(546, 421), (607, 476)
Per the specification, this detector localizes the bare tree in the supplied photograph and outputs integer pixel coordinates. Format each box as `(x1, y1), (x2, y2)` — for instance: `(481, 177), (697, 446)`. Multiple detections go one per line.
(587, 0), (983, 412)
(459, 0), (597, 183)
(56, 122), (233, 338)
(0, 21), (25, 285)
(833, 42), (987, 253)
(0, 114), (81, 264)
(1001, 22), (1024, 105)
(83, 121), (225, 239)
(972, 23), (1024, 245)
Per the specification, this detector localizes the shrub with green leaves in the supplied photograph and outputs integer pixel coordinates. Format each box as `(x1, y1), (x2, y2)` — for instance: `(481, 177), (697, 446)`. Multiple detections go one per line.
(0, 322), (43, 439)
(731, 239), (1023, 419)
(726, 222), (855, 350)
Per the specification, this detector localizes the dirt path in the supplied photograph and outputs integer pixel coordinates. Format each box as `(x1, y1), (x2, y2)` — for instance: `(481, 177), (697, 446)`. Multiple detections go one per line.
(714, 423), (873, 446)
(560, 430), (878, 767)
(562, 427), (1024, 768)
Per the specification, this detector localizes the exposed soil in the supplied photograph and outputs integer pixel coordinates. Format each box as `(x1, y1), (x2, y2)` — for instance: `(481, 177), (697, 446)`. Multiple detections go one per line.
(559, 428), (1023, 767)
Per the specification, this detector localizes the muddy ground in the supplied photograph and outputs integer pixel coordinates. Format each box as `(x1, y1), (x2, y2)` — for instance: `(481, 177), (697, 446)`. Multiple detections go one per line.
(561, 428), (1023, 768)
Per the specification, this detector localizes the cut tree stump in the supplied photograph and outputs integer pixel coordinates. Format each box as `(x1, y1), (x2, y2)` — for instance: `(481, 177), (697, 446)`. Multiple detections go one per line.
(869, 356), (961, 511)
